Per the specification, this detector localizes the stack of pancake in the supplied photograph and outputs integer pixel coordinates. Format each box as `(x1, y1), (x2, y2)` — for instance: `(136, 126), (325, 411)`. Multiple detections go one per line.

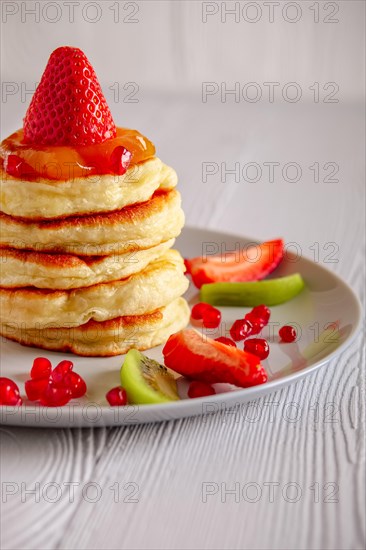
(0, 154), (190, 356)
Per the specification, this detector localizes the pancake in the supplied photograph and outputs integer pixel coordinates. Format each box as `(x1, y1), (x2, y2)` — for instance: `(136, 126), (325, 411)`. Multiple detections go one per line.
(0, 189), (184, 255)
(0, 297), (190, 356)
(0, 249), (188, 327)
(0, 157), (177, 219)
(0, 238), (175, 289)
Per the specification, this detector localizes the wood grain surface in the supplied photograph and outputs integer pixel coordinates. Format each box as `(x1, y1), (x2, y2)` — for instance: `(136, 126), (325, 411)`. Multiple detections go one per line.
(0, 4), (365, 546)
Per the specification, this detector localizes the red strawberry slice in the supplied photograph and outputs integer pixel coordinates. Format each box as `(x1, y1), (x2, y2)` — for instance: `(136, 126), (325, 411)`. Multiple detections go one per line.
(163, 329), (267, 388)
(185, 238), (284, 289)
(23, 46), (116, 146)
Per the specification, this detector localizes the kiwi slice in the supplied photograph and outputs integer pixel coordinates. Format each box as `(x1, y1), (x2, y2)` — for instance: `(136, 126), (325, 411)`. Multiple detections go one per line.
(120, 349), (179, 404)
(200, 273), (305, 307)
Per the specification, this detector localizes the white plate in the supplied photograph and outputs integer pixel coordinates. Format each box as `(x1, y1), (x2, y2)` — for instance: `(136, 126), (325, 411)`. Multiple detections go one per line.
(0, 227), (362, 428)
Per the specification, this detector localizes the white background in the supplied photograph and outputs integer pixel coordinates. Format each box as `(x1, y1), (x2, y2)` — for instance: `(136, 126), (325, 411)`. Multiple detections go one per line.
(1, 0), (365, 98)
(1, 2), (365, 550)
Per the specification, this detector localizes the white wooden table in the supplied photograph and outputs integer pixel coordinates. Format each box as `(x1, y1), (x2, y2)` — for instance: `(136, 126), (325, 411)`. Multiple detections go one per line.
(1, 92), (365, 549)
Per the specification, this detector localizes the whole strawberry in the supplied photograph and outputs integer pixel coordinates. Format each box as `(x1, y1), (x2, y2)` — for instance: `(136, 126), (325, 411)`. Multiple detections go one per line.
(23, 46), (116, 146)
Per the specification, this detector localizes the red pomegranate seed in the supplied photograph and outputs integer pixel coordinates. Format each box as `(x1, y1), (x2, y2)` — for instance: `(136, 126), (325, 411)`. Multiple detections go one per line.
(109, 146), (132, 175)
(244, 338), (270, 360)
(5, 155), (38, 179)
(279, 325), (297, 343)
(230, 319), (252, 341)
(215, 336), (237, 347)
(25, 378), (49, 401)
(51, 360), (73, 384)
(188, 381), (216, 399)
(202, 307), (221, 329)
(106, 386), (128, 406)
(40, 383), (71, 407)
(30, 357), (52, 380)
(64, 372), (87, 399)
(250, 305), (271, 324)
(191, 302), (212, 320)
(0, 377), (22, 406)
(244, 313), (265, 335)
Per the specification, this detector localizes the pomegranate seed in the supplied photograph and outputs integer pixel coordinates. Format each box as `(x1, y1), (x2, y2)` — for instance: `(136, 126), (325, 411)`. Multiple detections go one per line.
(51, 360), (73, 384)
(244, 338), (270, 360)
(25, 378), (49, 401)
(191, 302), (212, 320)
(30, 357), (52, 380)
(40, 383), (71, 407)
(202, 307), (221, 329)
(64, 372), (87, 399)
(188, 381), (216, 399)
(250, 305), (271, 324)
(0, 377), (22, 406)
(244, 313), (265, 335)
(279, 325), (297, 343)
(6, 155), (37, 179)
(106, 386), (128, 406)
(110, 146), (132, 175)
(215, 336), (237, 347)
(230, 319), (252, 341)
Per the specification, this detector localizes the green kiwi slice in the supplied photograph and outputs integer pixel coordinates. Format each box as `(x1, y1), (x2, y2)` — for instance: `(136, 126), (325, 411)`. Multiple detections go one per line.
(120, 349), (179, 404)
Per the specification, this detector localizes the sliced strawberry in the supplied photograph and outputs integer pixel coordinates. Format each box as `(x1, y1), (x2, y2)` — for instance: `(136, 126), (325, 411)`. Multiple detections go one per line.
(185, 239), (284, 289)
(23, 46), (116, 146)
(163, 329), (267, 388)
